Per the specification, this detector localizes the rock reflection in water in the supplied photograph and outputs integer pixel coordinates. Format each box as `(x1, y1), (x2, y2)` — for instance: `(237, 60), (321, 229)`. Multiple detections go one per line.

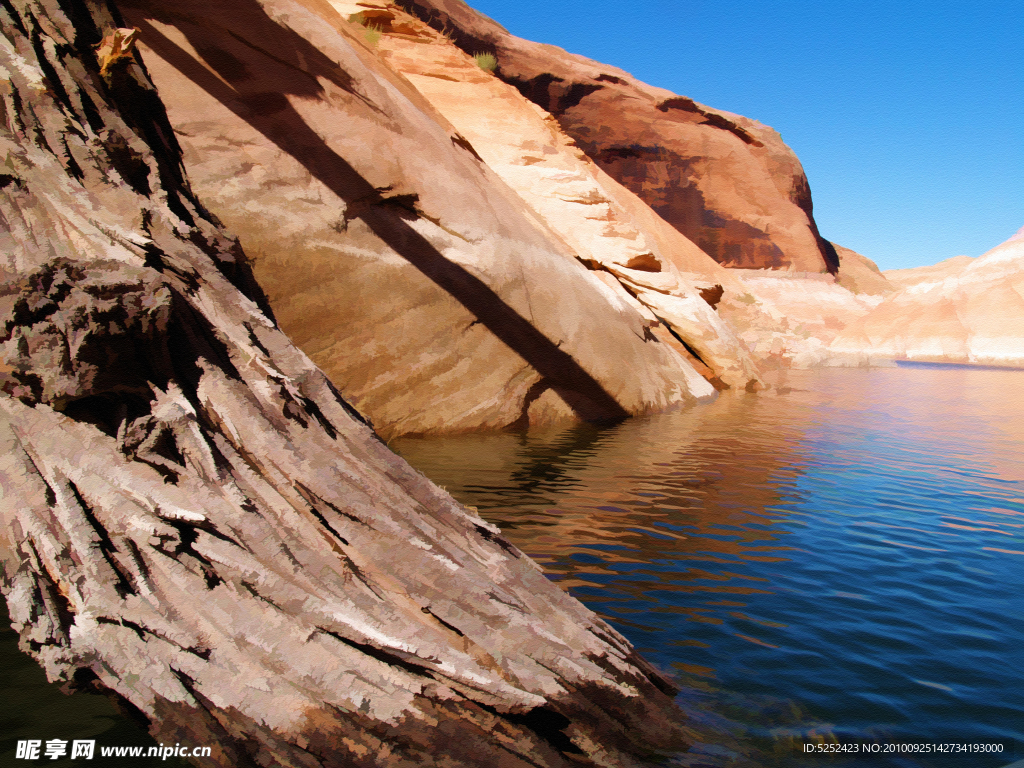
(394, 367), (1024, 768)
(396, 387), (808, 605)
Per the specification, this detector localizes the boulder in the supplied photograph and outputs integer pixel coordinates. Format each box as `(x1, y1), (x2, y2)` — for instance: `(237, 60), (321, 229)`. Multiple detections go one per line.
(0, 0), (691, 763)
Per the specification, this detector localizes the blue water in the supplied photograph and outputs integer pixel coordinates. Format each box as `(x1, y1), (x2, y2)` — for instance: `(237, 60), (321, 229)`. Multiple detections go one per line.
(3, 366), (1021, 766)
(394, 366), (1024, 767)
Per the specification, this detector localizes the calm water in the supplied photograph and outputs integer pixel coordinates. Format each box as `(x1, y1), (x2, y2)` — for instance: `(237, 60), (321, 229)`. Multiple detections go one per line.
(2, 367), (1022, 766)
(394, 366), (1024, 767)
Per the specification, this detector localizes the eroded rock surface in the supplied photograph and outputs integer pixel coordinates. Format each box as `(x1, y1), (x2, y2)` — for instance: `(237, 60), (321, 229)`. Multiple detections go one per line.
(0, 0), (692, 763)
(398, 0), (839, 274)
(830, 228), (1024, 366)
(118, 0), (723, 438)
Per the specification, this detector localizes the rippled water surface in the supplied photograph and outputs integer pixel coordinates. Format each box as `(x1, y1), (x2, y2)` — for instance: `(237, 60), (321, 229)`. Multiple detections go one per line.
(394, 366), (1024, 767)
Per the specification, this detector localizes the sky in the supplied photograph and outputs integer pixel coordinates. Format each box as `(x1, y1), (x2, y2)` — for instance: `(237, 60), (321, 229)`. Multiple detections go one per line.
(469, 0), (1023, 270)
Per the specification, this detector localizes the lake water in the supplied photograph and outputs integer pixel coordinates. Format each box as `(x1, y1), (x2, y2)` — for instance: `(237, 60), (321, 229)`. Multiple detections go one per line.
(2, 366), (1022, 766)
(394, 365), (1024, 767)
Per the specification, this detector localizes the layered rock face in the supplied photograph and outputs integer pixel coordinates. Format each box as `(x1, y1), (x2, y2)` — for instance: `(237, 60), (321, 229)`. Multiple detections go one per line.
(830, 228), (1024, 366)
(717, 271), (887, 369)
(0, 0), (692, 763)
(398, 0), (840, 274)
(117, 0), (734, 438)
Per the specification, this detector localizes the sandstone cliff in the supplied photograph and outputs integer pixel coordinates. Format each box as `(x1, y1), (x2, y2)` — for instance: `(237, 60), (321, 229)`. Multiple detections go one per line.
(397, 0), (840, 274)
(0, 0), (693, 763)
(116, 0), (743, 439)
(830, 228), (1024, 366)
(834, 243), (895, 297)
(349, 1), (761, 390)
(716, 271), (887, 369)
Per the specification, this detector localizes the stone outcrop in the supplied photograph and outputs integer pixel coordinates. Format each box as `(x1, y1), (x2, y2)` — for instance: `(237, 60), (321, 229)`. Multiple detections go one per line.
(397, 0), (840, 274)
(117, 0), (732, 439)
(833, 243), (895, 296)
(830, 228), (1024, 366)
(0, 0), (694, 763)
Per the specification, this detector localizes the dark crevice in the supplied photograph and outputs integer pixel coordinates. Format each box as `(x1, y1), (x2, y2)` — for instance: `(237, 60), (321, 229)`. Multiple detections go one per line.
(240, 580), (284, 611)
(655, 320), (729, 391)
(60, 136), (85, 180)
(293, 481), (364, 527)
(97, 616), (214, 660)
(321, 375), (373, 431)
(162, 519), (223, 590)
(487, 705), (585, 757)
(293, 491), (351, 547)
(420, 606), (465, 637)
(657, 97), (764, 147)
(450, 132), (482, 161)
(68, 480), (138, 598)
(474, 524), (519, 558)
(100, 130), (152, 195)
(315, 626), (436, 679)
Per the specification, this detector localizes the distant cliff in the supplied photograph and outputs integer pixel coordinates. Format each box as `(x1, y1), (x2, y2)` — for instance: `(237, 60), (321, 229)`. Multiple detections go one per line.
(830, 228), (1024, 366)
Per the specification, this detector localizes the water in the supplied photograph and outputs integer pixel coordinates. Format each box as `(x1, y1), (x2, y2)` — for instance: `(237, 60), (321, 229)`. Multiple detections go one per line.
(394, 366), (1024, 767)
(0, 599), (188, 766)
(2, 366), (1021, 766)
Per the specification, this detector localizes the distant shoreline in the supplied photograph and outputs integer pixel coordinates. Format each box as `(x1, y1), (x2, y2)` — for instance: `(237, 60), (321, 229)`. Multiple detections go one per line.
(894, 359), (1024, 372)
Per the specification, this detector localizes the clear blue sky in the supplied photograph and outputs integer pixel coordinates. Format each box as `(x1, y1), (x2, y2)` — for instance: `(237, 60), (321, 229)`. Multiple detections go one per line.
(469, 0), (1023, 270)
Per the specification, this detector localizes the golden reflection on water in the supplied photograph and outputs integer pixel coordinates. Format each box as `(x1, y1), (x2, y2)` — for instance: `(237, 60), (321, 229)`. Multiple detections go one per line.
(396, 387), (814, 619)
(394, 366), (1024, 767)
(394, 365), (1024, 615)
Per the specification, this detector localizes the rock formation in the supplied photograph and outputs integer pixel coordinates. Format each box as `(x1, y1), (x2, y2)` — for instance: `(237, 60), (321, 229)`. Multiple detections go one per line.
(0, 0), (694, 764)
(397, 0), (840, 274)
(830, 228), (1024, 366)
(353, 1), (760, 390)
(716, 271), (887, 369)
(117, 0), (736, 438)
(833, 243), (895, 297)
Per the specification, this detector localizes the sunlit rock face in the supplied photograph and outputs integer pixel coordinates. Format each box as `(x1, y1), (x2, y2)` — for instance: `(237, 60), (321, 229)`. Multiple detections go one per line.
(834, 243), (896, 297)
(717, 271), (887, 369)
(119, 0), (729, 438)
(354, 1), (760, 390)
(0, 0), (692, 763)
(830, 228), (1024, 366)
(397, 0), (840, 274)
